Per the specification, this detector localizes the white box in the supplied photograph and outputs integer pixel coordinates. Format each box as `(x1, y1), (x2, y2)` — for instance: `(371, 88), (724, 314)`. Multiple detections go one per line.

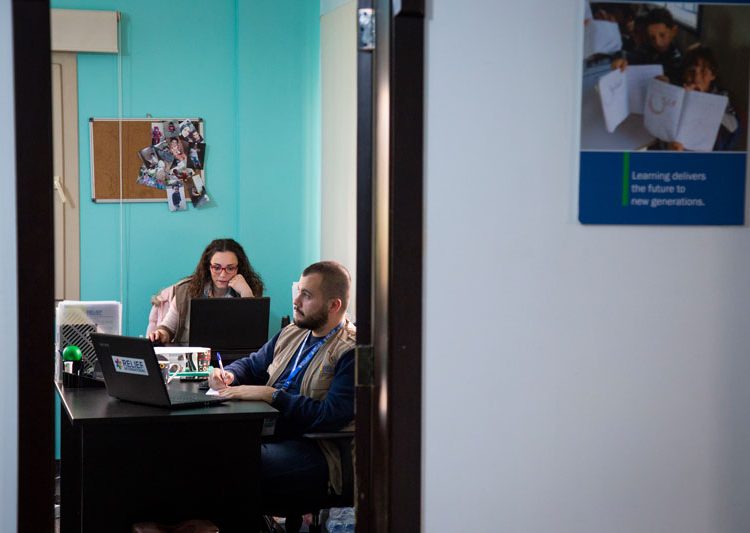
(55, 300), (121, 380)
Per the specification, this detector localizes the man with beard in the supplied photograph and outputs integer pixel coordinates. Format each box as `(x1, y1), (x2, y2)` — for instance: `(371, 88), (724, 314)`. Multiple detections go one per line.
(208, 261), (355, 520)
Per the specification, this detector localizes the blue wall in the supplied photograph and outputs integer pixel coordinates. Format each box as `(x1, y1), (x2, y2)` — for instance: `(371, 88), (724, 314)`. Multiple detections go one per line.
(51, 0), (321, 335)
(237, 0), (321, 325)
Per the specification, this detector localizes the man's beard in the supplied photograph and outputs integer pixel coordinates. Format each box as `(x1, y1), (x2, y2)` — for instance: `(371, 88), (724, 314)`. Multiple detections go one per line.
(294, 306), (328, 332)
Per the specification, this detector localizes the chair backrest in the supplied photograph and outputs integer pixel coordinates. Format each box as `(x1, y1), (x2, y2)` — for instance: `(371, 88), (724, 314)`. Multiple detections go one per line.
(335, 437), (354, 506)
(303, 432), (355, 508)
(146, 284), (175, 336)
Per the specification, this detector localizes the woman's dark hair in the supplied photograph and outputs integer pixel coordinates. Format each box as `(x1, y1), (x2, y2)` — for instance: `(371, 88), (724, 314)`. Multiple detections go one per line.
(187, 238), (264, 298)
(683, 46), (719, 81)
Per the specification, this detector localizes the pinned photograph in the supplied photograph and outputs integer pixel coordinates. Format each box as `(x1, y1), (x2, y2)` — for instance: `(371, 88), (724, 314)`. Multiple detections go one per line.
(164, 120), (179, 139)
(154, 140), (175, 170)
(136, 163), (169, 190)
(189, 173), (210, 208)
(178, 119), (198, 142)
(170, 166), (194, 184)
(166, 137), (189, 167)
(188, 129), (203, 146)
(168, 183), (187, 212)
(151, 122), (165, 145)
(187, 143), (205, 169)
(137, 166), (160, 189)
(138, 145), (160, 169)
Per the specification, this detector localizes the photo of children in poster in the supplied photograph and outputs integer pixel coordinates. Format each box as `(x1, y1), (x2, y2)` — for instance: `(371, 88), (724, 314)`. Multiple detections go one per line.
(135, 119), (210, 211)
(579, 2), (749, 225)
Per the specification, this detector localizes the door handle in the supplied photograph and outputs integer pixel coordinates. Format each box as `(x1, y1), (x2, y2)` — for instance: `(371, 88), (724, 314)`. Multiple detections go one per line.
(53, 175), (69, 204)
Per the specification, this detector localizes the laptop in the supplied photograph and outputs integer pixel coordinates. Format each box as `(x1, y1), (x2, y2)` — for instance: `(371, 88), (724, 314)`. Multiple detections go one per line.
(189, 297), (270, 357)
(90, 333), (227, 409)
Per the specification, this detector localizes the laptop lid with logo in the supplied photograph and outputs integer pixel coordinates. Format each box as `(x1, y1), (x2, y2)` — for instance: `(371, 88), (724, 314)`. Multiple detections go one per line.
(91, 333), (171, 407)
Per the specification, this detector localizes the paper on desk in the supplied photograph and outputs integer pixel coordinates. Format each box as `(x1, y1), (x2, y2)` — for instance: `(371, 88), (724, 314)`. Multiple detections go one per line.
(153, 346), (210, 355)
(206, 388), (220, 396)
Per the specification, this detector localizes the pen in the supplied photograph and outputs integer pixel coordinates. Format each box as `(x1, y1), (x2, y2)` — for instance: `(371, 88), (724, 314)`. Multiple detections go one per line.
(216, 352), (227, 386)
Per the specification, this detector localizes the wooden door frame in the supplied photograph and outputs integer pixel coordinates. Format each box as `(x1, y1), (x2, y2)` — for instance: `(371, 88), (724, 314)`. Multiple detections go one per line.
(14, 1), (426, 530)
(355, 0), (375, 529)
(13, 0), (56, 530)
(356, 1), (425, 531)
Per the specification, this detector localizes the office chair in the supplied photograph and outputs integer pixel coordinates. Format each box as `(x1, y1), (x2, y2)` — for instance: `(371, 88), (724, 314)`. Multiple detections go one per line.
(266, 432), (354, 533)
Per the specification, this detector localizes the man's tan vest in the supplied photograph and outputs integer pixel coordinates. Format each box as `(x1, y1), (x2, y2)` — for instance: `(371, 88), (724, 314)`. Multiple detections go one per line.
(266, 320), (356, 495)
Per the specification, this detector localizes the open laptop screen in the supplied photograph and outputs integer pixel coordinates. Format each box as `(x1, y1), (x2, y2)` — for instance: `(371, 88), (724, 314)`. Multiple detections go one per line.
(188, 297), (270, 353)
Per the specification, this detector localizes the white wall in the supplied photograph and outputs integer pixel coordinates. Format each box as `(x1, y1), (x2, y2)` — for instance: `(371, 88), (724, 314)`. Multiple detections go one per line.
(423, 1), (750, 532)
(321, 0), (357, 317)
(0, 0), (18, 530)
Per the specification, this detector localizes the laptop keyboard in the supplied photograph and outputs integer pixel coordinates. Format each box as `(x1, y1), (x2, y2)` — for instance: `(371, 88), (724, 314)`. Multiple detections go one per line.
(168, 390), (216, 404)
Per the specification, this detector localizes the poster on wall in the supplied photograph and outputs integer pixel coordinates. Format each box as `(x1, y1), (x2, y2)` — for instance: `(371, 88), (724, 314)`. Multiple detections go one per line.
(579, 1), (749, 224)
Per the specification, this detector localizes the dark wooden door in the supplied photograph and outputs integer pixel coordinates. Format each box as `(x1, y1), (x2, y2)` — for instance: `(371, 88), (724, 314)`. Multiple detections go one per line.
(355, 1), (425, 531)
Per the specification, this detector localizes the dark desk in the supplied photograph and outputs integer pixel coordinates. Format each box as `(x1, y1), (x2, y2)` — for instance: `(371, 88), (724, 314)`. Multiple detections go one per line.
(57, 381), (278, 533)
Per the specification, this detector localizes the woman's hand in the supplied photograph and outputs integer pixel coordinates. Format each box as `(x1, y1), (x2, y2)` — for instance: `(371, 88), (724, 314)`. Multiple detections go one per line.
(227, 274), (254, 297)
(148, 329), (169, 344)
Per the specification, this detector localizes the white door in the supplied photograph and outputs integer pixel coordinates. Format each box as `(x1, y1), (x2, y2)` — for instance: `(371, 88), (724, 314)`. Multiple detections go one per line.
(51, 52), (80, 301)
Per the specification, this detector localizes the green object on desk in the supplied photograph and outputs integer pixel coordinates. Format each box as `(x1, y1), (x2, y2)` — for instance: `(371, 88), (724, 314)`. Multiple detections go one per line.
(62, 345), (83, 362)
(169, 371), (210, 377)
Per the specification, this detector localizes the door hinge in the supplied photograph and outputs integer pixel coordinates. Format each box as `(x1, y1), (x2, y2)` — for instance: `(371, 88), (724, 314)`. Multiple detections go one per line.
(358, 8), (375, 51)
(355, 344), (374, 386)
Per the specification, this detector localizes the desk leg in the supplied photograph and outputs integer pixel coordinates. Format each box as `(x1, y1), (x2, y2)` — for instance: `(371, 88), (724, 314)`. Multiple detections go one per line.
(59, 404), (82, 533)
(203, 418), (264, 533)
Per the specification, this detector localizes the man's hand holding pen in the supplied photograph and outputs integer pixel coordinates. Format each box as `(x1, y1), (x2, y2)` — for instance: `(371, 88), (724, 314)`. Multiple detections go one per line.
(208, 367), (234, 390)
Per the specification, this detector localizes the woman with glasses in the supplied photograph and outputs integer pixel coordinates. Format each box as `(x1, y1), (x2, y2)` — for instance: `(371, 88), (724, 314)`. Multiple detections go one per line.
(147, 238), (264, 344)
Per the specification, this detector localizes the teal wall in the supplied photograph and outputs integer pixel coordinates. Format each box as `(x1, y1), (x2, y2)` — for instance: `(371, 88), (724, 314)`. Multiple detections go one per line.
(237, 0), (321, 325)
(51, 0), (321, 336)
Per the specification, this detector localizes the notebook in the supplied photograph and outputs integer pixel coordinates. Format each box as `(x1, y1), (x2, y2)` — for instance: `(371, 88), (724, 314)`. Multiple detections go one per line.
(189, 297), (270, 356)
(90, 333), (227, 409)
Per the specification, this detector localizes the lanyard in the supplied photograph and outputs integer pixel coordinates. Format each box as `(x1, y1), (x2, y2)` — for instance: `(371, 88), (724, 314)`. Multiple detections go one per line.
(280, 322), (343, 391)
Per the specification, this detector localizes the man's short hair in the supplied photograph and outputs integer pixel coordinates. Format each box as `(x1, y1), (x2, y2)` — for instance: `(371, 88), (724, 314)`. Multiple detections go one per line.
(303, 261), (351, 308)
(646, 7), (676, 28)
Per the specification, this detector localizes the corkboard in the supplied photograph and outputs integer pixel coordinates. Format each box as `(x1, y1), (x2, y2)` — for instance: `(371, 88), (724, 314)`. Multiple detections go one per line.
(89, 118), (204, 202)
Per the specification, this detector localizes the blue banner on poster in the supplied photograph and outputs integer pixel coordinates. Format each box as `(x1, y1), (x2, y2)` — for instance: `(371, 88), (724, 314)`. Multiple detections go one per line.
(580, 152), (746, 224)
(579, 1), (749, 225)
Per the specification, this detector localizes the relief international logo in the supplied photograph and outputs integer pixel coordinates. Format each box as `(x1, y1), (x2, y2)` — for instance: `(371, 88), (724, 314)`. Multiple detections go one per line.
(111, 355), (149, 376)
